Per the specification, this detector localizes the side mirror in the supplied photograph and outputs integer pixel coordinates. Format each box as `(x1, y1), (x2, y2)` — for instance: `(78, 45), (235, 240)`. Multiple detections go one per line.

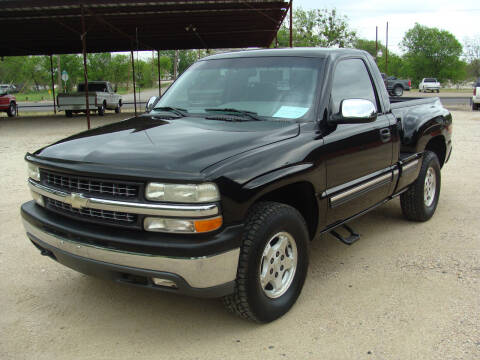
(331, 99), (377, 124)
(145, 96), (159, 113)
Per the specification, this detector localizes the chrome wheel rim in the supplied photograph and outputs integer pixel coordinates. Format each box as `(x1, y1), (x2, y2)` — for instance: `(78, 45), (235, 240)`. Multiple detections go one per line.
(424, 166), (436, 207)
(259, 231), (298, 299)
(10, 104), (16, 115)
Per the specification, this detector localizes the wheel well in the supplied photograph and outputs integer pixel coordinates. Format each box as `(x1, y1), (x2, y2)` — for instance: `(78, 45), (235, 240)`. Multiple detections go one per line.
(425, 136), (446, 168)
(256, 182), (318, 239)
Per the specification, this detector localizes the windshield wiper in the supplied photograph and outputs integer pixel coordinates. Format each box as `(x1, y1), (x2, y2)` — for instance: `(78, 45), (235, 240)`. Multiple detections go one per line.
(205, 108), (262, 121)
(152, 106), (188, 117)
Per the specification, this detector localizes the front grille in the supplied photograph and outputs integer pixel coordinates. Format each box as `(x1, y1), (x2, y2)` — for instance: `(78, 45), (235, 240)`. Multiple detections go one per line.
(41, 170), (139, 199)
(46, 198), (137, 224)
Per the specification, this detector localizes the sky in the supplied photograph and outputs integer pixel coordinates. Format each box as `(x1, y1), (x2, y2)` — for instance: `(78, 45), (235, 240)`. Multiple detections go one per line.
(295, 0), (480, 54)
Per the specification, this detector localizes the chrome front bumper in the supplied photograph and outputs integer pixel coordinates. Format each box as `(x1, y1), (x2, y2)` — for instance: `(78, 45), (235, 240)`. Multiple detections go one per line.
(23, 219), (240, 289)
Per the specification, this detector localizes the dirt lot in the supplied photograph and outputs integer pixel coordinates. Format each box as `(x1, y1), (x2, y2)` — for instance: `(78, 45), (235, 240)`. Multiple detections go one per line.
(1, 111), (479, 360)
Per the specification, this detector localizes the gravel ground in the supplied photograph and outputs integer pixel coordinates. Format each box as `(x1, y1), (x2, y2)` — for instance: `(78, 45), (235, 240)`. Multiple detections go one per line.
(0, 110), (479, 360)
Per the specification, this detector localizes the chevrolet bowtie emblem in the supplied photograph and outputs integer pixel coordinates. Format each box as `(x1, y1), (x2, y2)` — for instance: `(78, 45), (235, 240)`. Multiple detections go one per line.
(66, 193), (89, 209)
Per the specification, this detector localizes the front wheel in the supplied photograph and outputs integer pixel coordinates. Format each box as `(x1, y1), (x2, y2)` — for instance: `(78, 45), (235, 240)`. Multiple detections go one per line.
(400, 151), (441, 222)
(7, 102), (16, 117)
(223, 202), (309, 323)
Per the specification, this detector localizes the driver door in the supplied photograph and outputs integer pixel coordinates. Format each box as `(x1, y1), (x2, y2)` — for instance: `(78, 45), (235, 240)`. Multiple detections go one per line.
(323, 58), (395, 225)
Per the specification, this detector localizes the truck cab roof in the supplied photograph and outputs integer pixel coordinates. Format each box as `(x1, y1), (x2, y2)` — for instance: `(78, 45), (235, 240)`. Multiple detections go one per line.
(203, 47), (371, 61)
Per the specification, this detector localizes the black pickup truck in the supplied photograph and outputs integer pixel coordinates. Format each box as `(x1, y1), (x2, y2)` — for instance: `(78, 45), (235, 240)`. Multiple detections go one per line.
(21, 48), (452, 323)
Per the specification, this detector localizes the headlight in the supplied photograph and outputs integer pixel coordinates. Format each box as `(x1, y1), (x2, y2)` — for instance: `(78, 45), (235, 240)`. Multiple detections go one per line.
(144, 216), (222, 233)
(145, 183), (220, 203)
(27, 162), (40, 181)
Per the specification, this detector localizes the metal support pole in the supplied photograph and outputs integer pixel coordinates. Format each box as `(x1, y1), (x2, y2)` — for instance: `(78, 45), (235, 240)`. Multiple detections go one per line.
(173, 50), (178, 79)
(375, 26), (378, 61)
(385, 22), (389, 75)
(81, 5), (90, 129)
(49, 55), (56, 114)
(289, 0), (293, 48)
(157, 50), (161, 97)
(131, 50), (137, 116)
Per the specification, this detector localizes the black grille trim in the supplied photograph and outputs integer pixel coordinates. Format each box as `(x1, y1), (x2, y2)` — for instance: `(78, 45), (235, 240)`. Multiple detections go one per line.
(40, 170), (140, 200)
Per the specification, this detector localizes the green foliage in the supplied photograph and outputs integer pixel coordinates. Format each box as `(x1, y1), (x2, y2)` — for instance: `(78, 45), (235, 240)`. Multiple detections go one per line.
(464, 36), (480, 80)
(401, 23), (464, 85)
(277, 8), (357, 48)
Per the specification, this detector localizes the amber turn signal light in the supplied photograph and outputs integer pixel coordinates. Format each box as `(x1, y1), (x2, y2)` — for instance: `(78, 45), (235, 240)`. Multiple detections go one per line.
(194, 217), (223, 233)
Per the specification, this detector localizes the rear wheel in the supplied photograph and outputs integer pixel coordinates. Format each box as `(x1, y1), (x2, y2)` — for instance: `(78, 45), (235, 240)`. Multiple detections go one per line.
(393, 85), (403, 96)
(400, 151), (441, 222)
(65, 110), (73, 117)
(98, 102), (105, 116)
(222, 202), (309, 323)
(115, 101), (121, 113)
(7, 102), (16, 117)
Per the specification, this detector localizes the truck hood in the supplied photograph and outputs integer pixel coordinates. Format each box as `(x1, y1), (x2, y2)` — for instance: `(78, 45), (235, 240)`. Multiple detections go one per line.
(34, 115), (299, 177)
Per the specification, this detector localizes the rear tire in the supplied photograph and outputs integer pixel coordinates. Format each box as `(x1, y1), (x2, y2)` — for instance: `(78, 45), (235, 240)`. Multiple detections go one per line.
(98, 102), (105, 116)
(7, 102), (16, 117)
(400, 151), (441, 222)
(393, 85), (403, 96)
(222, 202), (309, 323)
(115, 101), (121, 113)
(65, 110), (73, 117)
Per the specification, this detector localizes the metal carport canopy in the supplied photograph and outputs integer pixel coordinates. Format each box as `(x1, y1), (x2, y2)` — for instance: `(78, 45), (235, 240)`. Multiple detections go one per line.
(0, 0), (290, 56)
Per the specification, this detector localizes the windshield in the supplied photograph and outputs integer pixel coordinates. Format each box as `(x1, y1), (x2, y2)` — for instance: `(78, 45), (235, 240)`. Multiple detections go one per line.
(0, 86), (8, 95)
(425, 78), (437, 82)
(154, 56), (323, 120)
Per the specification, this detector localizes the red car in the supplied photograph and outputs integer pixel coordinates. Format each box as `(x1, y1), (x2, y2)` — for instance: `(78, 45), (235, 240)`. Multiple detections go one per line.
(0, 88), (17, 117)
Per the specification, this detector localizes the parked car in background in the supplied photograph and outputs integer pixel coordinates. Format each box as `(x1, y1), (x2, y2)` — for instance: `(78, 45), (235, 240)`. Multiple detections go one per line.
(0, 84), (18, 94)
(57, 81), (122, 117)
(22, 48), (452, 322)
(472, 79), (480, 111)
(0, 86), (17, 117)
(419, 78), (440, 93)
(381, 73), (411, 97)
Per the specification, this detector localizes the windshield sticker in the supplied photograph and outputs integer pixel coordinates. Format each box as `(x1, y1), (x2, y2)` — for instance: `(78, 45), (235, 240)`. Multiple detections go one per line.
(273, 106), (309, 119)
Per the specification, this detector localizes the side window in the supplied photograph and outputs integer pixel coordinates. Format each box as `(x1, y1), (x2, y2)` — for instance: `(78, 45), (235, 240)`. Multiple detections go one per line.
(331, 59), (378, 114)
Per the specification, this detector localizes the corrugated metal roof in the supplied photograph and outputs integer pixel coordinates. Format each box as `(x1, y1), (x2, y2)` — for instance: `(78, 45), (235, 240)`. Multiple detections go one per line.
(1, 0), (290, 56)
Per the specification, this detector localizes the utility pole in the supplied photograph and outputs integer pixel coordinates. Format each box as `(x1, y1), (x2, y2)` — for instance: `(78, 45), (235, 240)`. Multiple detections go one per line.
(375, 26), (378, 61)
(57, 55), (62, 92)
(385, 22), (389, 75)
(173, 50), (178, 79)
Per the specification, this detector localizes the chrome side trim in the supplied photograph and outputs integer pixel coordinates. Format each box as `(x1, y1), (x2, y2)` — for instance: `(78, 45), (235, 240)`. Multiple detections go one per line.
(402, 159), (419, 173)
(28, 179), (219, 217)
(23, 220), (239, 288)
(330, 172), (392, 208)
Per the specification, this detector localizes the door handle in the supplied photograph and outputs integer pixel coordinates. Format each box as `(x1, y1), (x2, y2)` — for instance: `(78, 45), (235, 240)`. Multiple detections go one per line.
(380, 128), (391, 143)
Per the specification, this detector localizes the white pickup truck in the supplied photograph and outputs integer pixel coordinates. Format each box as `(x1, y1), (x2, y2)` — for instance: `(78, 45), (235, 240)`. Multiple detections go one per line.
(57, 81), (122, 117)
(419, 78), (441, 93)
(472, 79), (480, 111)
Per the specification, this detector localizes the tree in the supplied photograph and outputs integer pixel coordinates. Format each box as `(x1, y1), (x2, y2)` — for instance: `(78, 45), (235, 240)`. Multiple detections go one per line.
(464, 36), (480, 80)
(277, 8), (357, 48)
(401, 23), (464, 85)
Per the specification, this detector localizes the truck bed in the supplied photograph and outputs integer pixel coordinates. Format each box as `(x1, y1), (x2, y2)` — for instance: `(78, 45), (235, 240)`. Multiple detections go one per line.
(389, 96), (439, 109)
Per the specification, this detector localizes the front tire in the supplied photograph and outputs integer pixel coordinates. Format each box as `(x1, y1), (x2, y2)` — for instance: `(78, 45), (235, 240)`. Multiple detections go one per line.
(7, 102), (16, 117)
(400, 151), (441, 222)
(223, 202), (309, 323)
